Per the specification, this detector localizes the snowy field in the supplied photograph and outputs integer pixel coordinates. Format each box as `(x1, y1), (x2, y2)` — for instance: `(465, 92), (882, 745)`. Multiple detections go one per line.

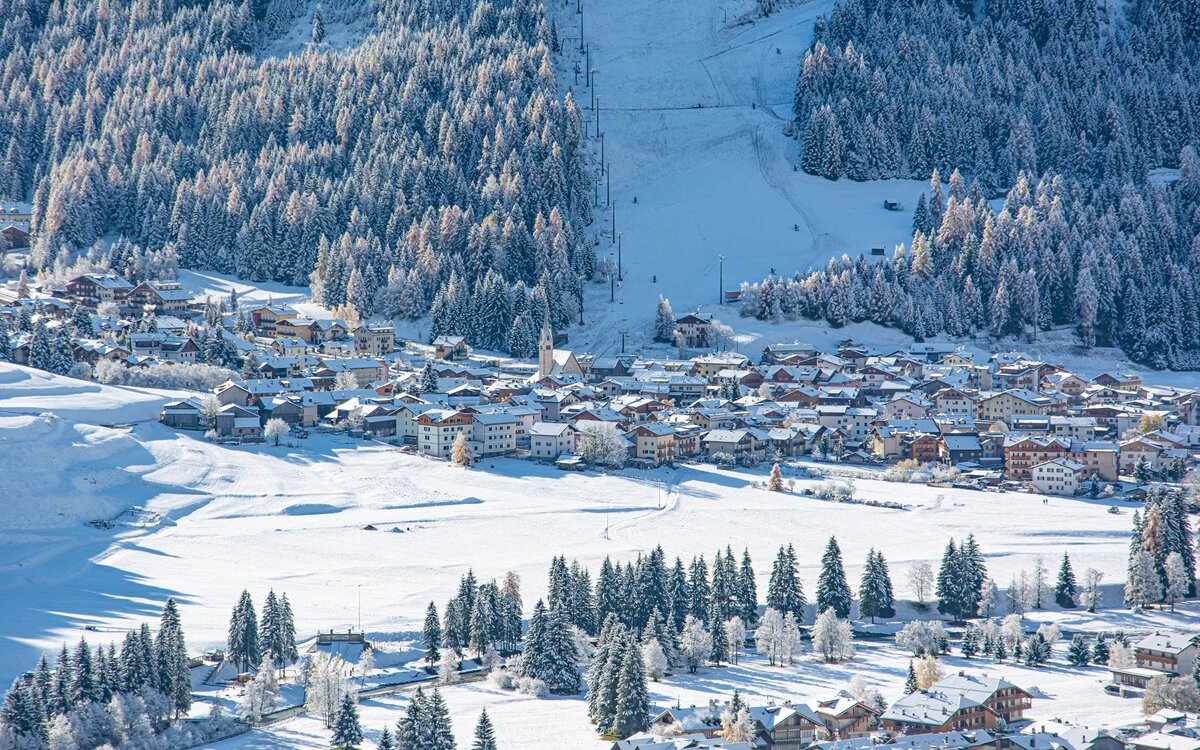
(1, 363), (1182, 684)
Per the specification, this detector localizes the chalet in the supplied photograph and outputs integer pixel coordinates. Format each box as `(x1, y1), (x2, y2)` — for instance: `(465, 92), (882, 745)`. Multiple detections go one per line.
(702, 428), (769, 464)
(215, 404), (261, 438)
(159, 399), (205, 430)
(249, 305), (298, 335)
(762, 342), (818, 364)
(66, 274), (135, 308)
(813, 693), (881, 739)
(126, 282), (193, 315)
(976, 390), (1053, 423)
(881, 674), (1031, 734)
(692, 351), (749, 380)
(1093, 371), (1142, 391)
(674, 313), (713, 348)
(433, 336), (472, 361)
(1111, 633), (1200, 689)
(1003, 436), (1069, 480)
(940, 433), (983, 465)
(1119, 436), (1168, 474)
(1067, 441), (1119, 481)
(1, 223), (30, 249)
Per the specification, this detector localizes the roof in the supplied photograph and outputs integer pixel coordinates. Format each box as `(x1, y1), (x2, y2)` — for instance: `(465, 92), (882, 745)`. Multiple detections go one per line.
(1135, 632), (1199, 655)
(882, 673), (1026, 726)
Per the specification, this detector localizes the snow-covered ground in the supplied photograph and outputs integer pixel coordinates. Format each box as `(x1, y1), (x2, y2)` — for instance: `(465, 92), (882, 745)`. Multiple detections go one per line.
(2, 365), (1179, 683)
(189, 637), (1158, 750)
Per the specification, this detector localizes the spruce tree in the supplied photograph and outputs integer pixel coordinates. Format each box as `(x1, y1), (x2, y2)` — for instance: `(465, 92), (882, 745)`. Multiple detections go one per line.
(156, 597), (191, 715)
(229, 590), (260, 672)
(816, 536), (851, 618)
(708, 598), (729, 665)
(611, 636), (649, 739)
(736, 548), (758, 624)
(766, 544), (805, 622)
(424, 602), (442, 666)
(471, 708), (497, 750)
(1066, 635), (1090, 666)
(1055, 553), (1078, 608)
(331, 694), (363, 749)
(904, 661), (918, 694)
(378, 727), (395, 750)
(426, 690), (455, 750)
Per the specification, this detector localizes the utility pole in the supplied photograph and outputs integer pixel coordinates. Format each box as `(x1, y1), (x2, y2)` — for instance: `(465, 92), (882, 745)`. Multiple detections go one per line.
(610, 272), (615, 302)
(579, 9), (584, 53)
(611, 199), (616, 244)
(599, 131), (604, 171)
(719, 254), (725, 305)
(595, 95), (601, 133)
(606, 169), (611, 207)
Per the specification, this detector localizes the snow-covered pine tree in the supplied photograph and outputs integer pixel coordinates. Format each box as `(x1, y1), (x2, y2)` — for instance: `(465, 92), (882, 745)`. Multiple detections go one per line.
(330, 693), (362, 749)
(228, 590), (260, 673)
(816, 536), (851, 618)
(155, 597), (191, 716)
(471, 708), (496, 750)
(736, 548), (758, 624)
(423, 602), (442, 666)
(1055, 553), (1078, 608)
(610, 636), (649, 739)
(766, 544), (805, 622)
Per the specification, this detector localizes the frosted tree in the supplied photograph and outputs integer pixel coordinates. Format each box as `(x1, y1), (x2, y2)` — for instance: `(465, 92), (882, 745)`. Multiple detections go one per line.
(306, 653), (348, 727)
(781, 612), (803, 666)
(1082, 568), (1104, 612)
(438, 648), (459, 684)
(723, 617), (746, 664)
(812, 608), (854, 662)
(679, 616), (712, 673)
(914, 654), (942, 690)
(653, 296), (675, 342)
(640, 638), (667, 681)
(264, 418), (289, 446)
(451, 433), (473, 467)
(908, 561), (934, 607)
(611, 643), (649, 739)
(311, 4), (326, 45)
(767, 463), (784, 491)
(1128, 550), (1164, 609)
(756, 608), (786, 666)
(1165, 552), (1189, 612)
(720, 706), (755, 742)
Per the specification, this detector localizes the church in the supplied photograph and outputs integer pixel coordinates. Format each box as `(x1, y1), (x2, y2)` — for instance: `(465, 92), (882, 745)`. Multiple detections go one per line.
(536, 318), (584, 380)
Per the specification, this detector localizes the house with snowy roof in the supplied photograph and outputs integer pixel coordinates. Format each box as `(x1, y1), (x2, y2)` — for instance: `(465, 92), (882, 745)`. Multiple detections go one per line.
(881, 673), (1031, 735)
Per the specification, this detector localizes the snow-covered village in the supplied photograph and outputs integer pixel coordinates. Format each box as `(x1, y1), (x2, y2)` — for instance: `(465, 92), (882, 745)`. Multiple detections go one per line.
(3, 0), (1200, 749)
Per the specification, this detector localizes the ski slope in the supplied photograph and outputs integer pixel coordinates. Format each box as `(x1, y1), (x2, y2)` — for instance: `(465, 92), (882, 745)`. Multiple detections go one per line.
(558, 0), (927, 355)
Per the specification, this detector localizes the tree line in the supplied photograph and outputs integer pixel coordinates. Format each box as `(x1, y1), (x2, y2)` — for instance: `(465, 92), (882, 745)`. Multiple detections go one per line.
(1, 0), (594, 357)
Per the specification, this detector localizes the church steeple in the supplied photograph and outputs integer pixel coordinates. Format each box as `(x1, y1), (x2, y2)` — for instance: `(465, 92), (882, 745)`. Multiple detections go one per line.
(537, 316), (554, 378)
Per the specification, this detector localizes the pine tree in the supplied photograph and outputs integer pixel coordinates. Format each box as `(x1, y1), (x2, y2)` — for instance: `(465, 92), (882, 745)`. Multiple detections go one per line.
(229, 590), (260, 673)
(331, 694), (362, 749)
(420, 361), (439, 393)
(858, 549), (895, 622)
(1066, 635), (1090, 666)
(816, 536), (851, 618)
(156, 597), (192, 715)
(311, 4), (326, 44)
(1055, 553), (1078, 608)
(653, 296), (675, 342)
(904, 661), (918, 694)
(378, 727), (395, 750)
(611, 637), (649, 739)
(736, 549), (758, 624)
(708, 598), (729, 665)
(424, 602), (442, 666)
(766, 544), (805, 622)
(471, 708), (497, 750)
(425, 689), (455, 750)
